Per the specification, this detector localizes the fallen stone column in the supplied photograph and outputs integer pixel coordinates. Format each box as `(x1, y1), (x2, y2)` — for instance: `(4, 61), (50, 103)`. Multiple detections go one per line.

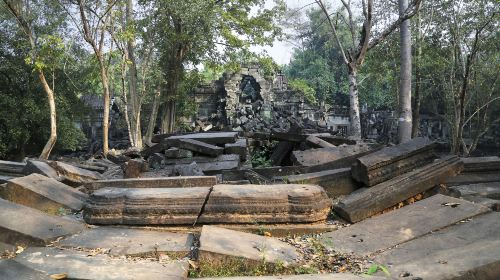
(83, 176), (217, 192)
(351, 137), (437, 187)
(335, 155), (463, 223)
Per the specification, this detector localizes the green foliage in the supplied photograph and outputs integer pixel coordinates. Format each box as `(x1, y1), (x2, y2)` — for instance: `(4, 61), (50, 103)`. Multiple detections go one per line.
(288, 79), (317, 105)
(363, 264), (390, 276)
(251, 146), (273, 168)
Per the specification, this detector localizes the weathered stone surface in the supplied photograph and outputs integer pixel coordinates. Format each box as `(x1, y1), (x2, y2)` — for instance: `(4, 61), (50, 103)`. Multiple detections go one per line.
(16, 247), (189, 280)
(164, 154), (240, 166)
(270, 141), (295, 166)
(50, 161), (102, 183)
(83, 187), (211, 225)
(83, 176), (217, 192)
(122, 158), (149, 178)
(335, 156), (463, 223)
(197, 274), (387, 280)
(306, 135), (336, 148)
(141, 142), (168, 158)
(0, 160), (25, 176)
(173, 162), (204, 176)
(321, 194), (490, 256)
(22, 160), (59, 180)
(450, 182), (500, 199)
(224, 138), (248, 161)
(166, 132), (238, 145)
(165, 147), (193, 159)
(285, 168), (359, 197)
(462, 156), (500, 173)
(0, 198), (84, 245)
(58, 227), (193, 257)
(291, 144), (375, 167)
(351, 137), (437, 186)
(199, 226), (300, 265)
(148, 152), (165, 169)
(1, 173), (88, 213)
(167, 138), (224, 157)
(0, 259), (50, 280)
(199, 184), (332, 224)
(445, 172), (500, 186)
(373, 212), (500, 280)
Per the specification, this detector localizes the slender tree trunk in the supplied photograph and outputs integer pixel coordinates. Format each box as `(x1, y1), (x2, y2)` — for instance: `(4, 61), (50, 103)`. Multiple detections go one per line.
(120, 57), (134, 146)
(126, 0), (142, 148)
(412, 12), (422, 138)
(38, 71), (57, 159)
(398, 0), (413, 143)
(145, 88), (160, 145)
(99, 61), (110, 156)
(347, 66), (362, 139)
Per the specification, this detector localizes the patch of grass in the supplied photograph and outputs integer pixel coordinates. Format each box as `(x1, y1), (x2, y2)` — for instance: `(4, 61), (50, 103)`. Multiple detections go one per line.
(189, 257), (292, 278)
(363, 263), (390, 277)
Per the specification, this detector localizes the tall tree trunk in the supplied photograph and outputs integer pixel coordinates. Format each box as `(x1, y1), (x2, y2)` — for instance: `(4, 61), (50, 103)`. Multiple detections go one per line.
(99, 62), (110, 156)
(347, 66), (362, 139)
(412, 12), (421, 138)
(126, 0), (142, 148)
(120, 57), (134, 146)
(145, 88), (161, 145)
(38, 71), (57, 159)
(398, 0), (413, 143)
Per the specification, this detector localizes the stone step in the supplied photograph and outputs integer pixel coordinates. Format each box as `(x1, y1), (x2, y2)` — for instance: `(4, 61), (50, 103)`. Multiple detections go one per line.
(284, 168), (359, 197)
(373, 212), (500, 280)
(0, 198), (84, 245)
(15, 247), (189, 280)
(321, 194), (490, 256)
(1, 173), (88, 213)
(351, 137), (437, 186)
(199, 225), (300, 266)
(83, 187), (211, 225)
(83, 176), (217, 192)
(58, 227), (193, 257)
(335, 155), (463, 223)
(199, 184), (331, 224)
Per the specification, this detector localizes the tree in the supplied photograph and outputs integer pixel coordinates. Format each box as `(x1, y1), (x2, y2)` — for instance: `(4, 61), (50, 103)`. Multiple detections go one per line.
(3, 0), (59, 159)
(74, 0), (116, 156)
(398, 0), (412, 143)
(315, 0), (421, 138)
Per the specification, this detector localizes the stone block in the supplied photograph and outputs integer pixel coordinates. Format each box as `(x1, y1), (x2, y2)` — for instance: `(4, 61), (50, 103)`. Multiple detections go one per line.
(0, 198), (84, 245)
(83, 176), (217, 192)
(199, 226), (300, 266)
(285, 168), (359, 197)
(49, 161), (102, 184)
(2, 173), (88, 213)
(291, 144), (375, 167)
(166, 138), (224, 157)
(15, 247), (189, 280)
(22, 160), (59, 180)
(58, 227), (193, 257)
(224, 138), (248, 161)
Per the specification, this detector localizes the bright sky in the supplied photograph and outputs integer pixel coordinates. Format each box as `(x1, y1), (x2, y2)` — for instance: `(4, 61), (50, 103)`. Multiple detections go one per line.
(251, 0), (309, 66)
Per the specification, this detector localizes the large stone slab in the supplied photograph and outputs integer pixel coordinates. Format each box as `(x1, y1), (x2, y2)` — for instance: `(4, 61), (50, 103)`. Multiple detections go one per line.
(16, 247), (189, 280)
(335, 156), (463, 223)
(351, 137), (437, 186)
(22, 160), (59, 180)
(445, 172), (500, 186)
(0, 160), (25, 175)
(462, 156), (500, 173)
(165, 132), (238, 145)
(166, 138), (224, 157)
(2, 174), (88, 213)
(199, 184), (332, 224)
(59, 227), (193, 257)
(321, 194), (490, 256)
(197, 274), (387, 280)
(284, 168), (359, 197)
(224, 138), (248, 161)
(373, 212), (500, 280)
(199, 226), (300, 265)
(291, 144), (375, 167)
(306, 135), (336, 148)
(450, 182), (500, 199)
(0, 259), (50, 280)
(0, 198), (84, 245)
(83, 187), (211, 225)
(49, 161), (103, 184)
(84, 176), (217, 192)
